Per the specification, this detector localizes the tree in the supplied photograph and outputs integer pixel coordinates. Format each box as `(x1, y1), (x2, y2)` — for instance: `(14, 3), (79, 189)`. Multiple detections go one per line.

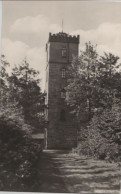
(0, 56), (44, 190)
(0, 55), (15, 118)
(66, 44), (121, 119)
(97, 52), (121, 108)
(9, 59), (46, 131)
(0, 55), (10, 106)
(66, 43), (121, 161)
(66, 42), (99, 121)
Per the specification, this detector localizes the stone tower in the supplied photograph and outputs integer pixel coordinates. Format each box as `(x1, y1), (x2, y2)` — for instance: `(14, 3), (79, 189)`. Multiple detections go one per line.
(45, 32), (79, 149)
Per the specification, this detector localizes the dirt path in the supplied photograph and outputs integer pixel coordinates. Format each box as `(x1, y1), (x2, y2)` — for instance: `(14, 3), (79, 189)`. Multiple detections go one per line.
(30, 150), (120, 194)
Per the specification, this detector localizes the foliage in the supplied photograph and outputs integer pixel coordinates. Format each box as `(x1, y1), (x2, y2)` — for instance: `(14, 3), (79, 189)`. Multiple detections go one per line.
(96, 102), (121, 144)
(0, 116), (42, 191)
(0, 54), (9, 83)
(0, 55), (45, 190)
(66, 42), (100, 120)
(74, 101), (121, 162)
(67, 43), (121, 162)
(0, 55), (10, 106)
(1, 58), (46, 132)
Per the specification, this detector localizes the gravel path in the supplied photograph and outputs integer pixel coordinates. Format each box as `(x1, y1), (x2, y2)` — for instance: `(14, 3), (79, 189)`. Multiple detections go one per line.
(30, 150), (120, 194)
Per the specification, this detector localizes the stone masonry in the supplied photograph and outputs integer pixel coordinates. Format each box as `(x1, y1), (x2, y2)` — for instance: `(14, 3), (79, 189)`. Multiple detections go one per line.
(45, 32), (79, 149)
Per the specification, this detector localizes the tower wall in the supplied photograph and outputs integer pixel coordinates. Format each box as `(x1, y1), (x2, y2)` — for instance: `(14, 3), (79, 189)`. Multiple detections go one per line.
(45, 32), (79, 149)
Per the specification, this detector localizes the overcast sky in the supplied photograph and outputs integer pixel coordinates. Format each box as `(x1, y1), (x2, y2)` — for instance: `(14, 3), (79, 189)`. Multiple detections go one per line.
(2, 1), (121, 89)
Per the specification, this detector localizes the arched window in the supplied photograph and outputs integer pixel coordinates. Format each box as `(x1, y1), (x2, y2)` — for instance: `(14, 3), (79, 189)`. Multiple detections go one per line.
(62, 69), (66, 78)
(60, 109), (66, 122)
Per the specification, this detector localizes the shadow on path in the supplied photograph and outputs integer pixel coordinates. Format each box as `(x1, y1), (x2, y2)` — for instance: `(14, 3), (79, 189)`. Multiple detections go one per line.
(28, 150), (120, 194)
(30, 150), (69, 193)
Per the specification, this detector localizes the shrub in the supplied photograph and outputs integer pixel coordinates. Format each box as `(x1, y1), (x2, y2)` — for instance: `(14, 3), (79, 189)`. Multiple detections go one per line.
(0, 116), (42, 191)
(76, 106), (121, 162)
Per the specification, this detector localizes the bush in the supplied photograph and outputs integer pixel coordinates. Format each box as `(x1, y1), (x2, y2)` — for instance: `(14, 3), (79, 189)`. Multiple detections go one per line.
(76, 108), (121, 162)
(0, 116), (42, 191)
(76, 138), (120, 162)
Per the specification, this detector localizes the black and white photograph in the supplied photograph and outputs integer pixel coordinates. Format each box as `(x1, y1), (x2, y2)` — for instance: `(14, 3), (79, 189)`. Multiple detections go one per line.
(0, 1), (121, 193)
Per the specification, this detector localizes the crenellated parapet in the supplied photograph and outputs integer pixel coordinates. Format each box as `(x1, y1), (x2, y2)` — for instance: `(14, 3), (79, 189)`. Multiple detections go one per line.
(49, 32), (79, 43)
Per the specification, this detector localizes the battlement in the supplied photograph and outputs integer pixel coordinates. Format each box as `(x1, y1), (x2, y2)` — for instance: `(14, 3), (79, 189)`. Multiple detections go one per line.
(48, 32), (79, 43)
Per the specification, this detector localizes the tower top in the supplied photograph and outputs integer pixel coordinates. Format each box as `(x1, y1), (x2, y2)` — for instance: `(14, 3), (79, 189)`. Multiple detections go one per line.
(48, 32), (79, 43)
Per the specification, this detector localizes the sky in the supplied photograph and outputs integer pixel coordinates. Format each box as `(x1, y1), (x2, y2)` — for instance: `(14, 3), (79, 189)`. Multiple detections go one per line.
(2, 1), (121, 90)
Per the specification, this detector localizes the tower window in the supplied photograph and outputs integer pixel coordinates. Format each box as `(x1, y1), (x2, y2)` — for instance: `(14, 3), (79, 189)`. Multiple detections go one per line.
(61, 88), (66, 99)
(61, 69), (66, 78)
(60, 109), (66, 122)
(62, 49), (67, 57)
